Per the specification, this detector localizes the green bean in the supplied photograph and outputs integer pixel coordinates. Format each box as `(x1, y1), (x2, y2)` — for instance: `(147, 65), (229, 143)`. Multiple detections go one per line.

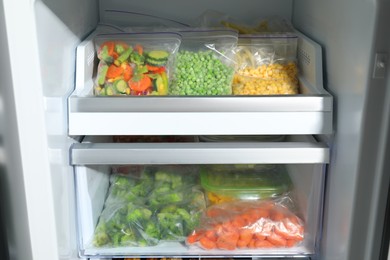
(169, 50), (234, 95)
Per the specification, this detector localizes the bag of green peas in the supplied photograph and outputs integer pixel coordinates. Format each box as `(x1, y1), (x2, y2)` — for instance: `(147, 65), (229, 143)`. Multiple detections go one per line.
(169, 29), (238, 96)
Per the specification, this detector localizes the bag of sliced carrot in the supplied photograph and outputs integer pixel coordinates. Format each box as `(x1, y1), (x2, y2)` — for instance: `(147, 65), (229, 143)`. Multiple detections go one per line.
(186, 200), (304, 250)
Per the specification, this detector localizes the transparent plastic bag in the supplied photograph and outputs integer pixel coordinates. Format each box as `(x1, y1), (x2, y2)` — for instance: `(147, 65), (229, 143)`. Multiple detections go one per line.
(233, 35), (299, 95)
(93, 32), (181, 96)
(101, 10), (190, 29)
(186, 200), (304, 250)
(91, 202), (159, 247)
(104, 169), (153, 205)
(95, 22), (126, 33)
(169, 29), (238, 95)
(91, 165), (207, 247)
(192, 10), (295, 35)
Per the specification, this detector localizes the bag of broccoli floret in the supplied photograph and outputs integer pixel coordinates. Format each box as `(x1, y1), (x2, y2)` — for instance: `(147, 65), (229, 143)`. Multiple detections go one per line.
(90, 164), (206, 248)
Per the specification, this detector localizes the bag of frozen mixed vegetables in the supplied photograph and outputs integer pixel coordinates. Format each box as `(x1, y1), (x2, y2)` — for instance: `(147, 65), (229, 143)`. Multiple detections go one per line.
(169, 29), (238, 96)
(93, 32), (181, 96)
(232, 34), (299, 95)
(91, 165), (207, 248)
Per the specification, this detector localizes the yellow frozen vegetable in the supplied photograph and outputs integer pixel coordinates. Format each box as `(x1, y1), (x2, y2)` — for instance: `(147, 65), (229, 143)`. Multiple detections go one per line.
(233, 62), (299, 95)
(206, 191), (234, 205)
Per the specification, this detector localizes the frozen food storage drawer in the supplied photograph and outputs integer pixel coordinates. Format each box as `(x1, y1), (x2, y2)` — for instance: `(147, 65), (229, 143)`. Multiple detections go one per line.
(71, 135), (327, 258)
(71, 135), (329, 165)
(68, 30), (333, 136)
(73, 165), (325, 258)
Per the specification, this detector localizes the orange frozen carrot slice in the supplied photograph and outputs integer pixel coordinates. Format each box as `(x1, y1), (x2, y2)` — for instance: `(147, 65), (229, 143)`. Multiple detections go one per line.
(267, 231), (287, 247)
(199, 237), (217, 250)
(255, 239), (275, 248)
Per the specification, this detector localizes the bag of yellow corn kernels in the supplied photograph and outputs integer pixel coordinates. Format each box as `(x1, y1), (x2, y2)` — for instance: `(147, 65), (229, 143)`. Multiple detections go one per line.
(232, 35), (299, 95)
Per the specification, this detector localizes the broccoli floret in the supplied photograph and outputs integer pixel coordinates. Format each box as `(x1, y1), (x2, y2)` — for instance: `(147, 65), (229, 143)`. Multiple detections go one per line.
(93, 222), (110, 247)
(120, 233), (136, 245)
(170, 174), (183, 189)
(127, 207), (152, 223)
(155, 171), (171, 182)
(130, 52), (145, 65)
(137, 238), (148, 247)
(188, 190), (207, 209)
(93, 231), (110, 247)
(111, 232), (122, 247)
(154, 171), (183, 189)
(153, 183), (171, 194)
(176, 208), (191, 222)
(115, 44), (126, 55)
(157, 212), (184, 238)
(98, 45), (114, 64)
(105, 208), (127, 232)
(160, 205), (178, 213)
(119, 228), (137, 246)
(175, 208), (200, 234)
(130, 179), (153, 197)
(160, 192), (183, 204)
(184, 211), (201, 234)
(149, 191), (184, 209)
(144, 220), (160, 240)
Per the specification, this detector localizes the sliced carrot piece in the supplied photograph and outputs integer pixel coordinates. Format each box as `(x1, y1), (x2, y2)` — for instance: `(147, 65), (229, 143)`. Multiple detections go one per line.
(106, 64), (123, 79)
(286, 239), (298, 247)
(248, 239), (257, 249)
(270, 209), (285, 221)
(128, 75), (152, 92)
(216, 240), (236, 250)
(216, 232), (238, 250)
(222, 221), (238, 233)
(205, 229), (218, 242)
(99, 41), (115, 56)
(187, 232), (200, 244)
(240, 213), (257, 225)
(275, 222), (304, 241)
(237, 239), (250, 248)
(231, 216), (246, 228)
(146, 64), (166, 73)
(254, 232), (266, 241)
(267, 231), (287, 247)
(199, 237), (217, 250)
(122, 63), (133, 81)
(255, 239), (275, 248)
(249, 208), (270, 219)
(239, 229), (253, 241)
(213, 223), (224, 235)
(134, 44), (143, 55)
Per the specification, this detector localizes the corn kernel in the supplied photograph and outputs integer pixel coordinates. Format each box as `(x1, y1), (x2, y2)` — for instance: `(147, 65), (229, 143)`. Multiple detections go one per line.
(233, 63), (299, 95)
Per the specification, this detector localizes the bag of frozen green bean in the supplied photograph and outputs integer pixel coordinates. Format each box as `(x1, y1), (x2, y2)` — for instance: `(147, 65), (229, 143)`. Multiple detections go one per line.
(169, 29), (238, 96)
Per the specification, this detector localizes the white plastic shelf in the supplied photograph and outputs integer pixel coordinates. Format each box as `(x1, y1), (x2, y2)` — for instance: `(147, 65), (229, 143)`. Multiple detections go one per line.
(70, 135), (329, 165)
(68, 30), (333, 136)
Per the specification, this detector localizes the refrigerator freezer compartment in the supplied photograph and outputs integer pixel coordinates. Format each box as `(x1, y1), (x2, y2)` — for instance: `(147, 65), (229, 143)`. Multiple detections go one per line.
(74, 163), (325, 258)
(68, 30), (333, 136)
(70, 135), (329, 165)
